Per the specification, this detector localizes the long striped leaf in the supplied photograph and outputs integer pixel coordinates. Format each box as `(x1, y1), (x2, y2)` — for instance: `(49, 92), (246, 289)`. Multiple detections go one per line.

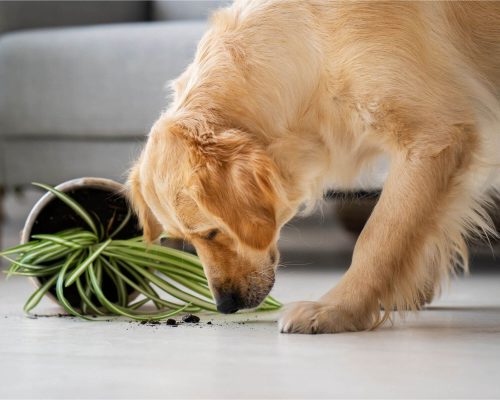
(23, 274), (58, 313)
(64, 239), (111, 287)
(32, 182), (99, 237)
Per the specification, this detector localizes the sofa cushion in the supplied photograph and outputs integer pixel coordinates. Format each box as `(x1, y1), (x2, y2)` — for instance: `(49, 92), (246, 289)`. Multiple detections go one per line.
(0, 1), (148, 34)
(152, 1), (229, 21)
(0, 21), (206, 139)
(1, 138), (143, 186)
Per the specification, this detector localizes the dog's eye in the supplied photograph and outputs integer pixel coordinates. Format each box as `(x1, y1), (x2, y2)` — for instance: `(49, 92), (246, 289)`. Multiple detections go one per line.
(203, 229), (219, 241)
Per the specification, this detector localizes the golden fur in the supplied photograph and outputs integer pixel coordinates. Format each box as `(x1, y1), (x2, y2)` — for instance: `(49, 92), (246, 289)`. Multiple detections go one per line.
(128, 1), (500, 333)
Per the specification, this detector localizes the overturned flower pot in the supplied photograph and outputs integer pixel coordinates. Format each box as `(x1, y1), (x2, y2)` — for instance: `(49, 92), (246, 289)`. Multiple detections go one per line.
(21, 177), (140, 311)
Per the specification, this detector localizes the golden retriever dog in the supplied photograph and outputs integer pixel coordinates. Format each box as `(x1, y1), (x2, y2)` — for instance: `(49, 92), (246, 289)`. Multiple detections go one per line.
(128, 1), (500, 333)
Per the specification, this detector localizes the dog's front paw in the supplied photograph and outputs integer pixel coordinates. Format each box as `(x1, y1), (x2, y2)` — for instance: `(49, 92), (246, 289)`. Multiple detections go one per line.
(279, 301), (375, 334)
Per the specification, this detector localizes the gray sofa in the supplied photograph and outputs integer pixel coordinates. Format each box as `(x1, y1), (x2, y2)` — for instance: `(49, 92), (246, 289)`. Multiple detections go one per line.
(0, 1), (226, 193)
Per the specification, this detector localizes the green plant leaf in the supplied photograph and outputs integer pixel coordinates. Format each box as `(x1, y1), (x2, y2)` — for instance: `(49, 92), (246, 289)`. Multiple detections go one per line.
(101, 259), (127, 307)
(114, 258), (163, 309)
(64, 239), (111, 287)
(127, 260), (218, 312)
(103, 248), (206, 280)
(20, 247), (61, 264)
(103, 249), (208, 285)
(88, 259), (187, 320)
(0, 241), (40, 256)
(118, 258), (205, 311)
(109, 208), (132, 239)
(105, 258), (186, 310)
(76, 276), (105, 316)
(128, 298), (151, 310)
(263, 295), (282, 308)
(23, 274), (58, 313)
(55, 251), (91, 320)
(31, 248), (75, 265)
(109, 240), (205, 272)
(5, 255), (65, 273)
(161, 272), (213, 301)
(31, 234), (82, 249)
(32, 182), (99, 237)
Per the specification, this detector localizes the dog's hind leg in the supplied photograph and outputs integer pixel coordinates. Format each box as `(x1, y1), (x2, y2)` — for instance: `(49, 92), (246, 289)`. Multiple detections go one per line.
(280, 124), (493, 334)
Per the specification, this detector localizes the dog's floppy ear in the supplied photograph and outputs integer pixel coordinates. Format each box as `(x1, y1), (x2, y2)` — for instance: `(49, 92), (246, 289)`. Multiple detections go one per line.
(127, 161), (163, 242)
(191, 130), (280, 250)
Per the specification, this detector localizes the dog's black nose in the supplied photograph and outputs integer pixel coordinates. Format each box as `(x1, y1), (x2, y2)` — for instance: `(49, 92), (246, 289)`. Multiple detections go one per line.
(216, 294), (241, 314)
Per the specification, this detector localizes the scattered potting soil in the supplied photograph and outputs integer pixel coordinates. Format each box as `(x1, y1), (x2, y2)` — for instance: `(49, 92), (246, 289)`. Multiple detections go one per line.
(140, 320), (161, 326)
(23, 312), (219, 329)
(17, 313), (239, 329)
(182, 314), (200, 323)
(28, 313), (110, 321)
(33, 313), (73, 318)
(136, 314), (201, 327)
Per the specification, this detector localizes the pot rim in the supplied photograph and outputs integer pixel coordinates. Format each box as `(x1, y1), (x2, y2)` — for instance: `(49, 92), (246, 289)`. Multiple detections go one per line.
(21, 177), (125, 245)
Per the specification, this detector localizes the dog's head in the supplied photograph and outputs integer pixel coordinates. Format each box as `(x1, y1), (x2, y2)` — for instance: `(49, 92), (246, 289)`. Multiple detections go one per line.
(128, 117), (292, 313)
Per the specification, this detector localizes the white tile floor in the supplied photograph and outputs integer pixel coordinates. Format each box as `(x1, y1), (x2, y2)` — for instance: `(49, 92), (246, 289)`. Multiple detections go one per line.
(1, 190), (500, 399)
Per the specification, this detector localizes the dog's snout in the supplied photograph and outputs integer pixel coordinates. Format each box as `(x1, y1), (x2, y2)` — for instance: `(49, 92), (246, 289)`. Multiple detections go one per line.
(211, 268), (276, 313)
(216, 292), (242, 314)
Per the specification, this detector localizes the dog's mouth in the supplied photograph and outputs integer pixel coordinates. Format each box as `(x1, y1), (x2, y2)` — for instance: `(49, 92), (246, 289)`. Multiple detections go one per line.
(214, 272), (276, 314)
(245, 274), (276, 309)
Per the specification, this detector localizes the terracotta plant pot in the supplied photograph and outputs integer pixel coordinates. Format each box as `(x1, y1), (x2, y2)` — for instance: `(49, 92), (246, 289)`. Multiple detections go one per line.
(21, 177), (140, 309)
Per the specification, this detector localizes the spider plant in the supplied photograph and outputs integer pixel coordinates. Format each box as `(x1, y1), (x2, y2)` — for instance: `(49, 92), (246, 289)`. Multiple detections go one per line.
(1, 183), (282, 320)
